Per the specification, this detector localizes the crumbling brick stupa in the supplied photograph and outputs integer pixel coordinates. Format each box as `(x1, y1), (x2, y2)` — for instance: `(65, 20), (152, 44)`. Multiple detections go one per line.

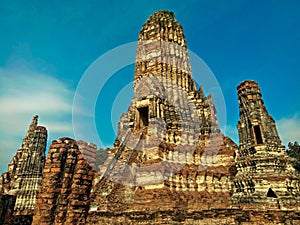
(32, 138), (95, 225)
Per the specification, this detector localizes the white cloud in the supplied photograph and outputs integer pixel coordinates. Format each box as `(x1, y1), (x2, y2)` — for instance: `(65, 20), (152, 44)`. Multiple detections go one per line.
(0, 68), (75, 174)
(277, 114), (300, 147)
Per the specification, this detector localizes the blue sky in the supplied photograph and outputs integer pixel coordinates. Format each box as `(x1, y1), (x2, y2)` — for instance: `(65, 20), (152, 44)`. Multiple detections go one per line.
(1, 0), (300, 173)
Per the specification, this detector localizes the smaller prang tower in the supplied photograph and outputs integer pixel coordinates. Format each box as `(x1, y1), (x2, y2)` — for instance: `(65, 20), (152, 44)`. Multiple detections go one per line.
(232, 80), (300, 209)
(237, 80), (282, 150)
(0, 115), (47, 215)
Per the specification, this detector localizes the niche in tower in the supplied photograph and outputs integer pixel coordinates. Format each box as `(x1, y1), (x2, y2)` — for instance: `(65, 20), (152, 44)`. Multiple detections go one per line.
(137, 106), (149, 128)
(253, 125), (263, 144)
(267, 188), (277, 198)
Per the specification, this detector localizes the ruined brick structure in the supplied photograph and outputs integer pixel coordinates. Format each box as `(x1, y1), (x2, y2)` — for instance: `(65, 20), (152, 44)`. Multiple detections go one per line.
(76, 140), (97, 170)
(85, 10), (300, 224)
(87, 10), (238, 223)
(0, 195), (16, 225)
(32, 138), (94, 225)
(0, 115), (47, 224)
(1, 10), (300, 225)
(231, 80), (300, 209)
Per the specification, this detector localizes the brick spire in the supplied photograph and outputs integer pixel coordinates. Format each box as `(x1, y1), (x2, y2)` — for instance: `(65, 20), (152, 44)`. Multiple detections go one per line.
(237, 80), (282, 149)
(134, 10), (195, 92)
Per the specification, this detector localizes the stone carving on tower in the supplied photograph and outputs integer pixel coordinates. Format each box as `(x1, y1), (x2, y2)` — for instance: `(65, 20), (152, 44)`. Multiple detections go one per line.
(0, 115), (47, 221)
(231, 80), (300, 209)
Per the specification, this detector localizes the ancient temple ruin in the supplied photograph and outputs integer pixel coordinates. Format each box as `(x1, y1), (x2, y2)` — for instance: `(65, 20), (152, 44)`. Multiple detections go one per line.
(0, 10), (300, 225)
(86, 10), (300, 224)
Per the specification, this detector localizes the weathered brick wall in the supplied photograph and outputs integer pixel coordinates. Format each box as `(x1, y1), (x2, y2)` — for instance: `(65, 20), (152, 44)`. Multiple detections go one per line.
(87, 209), (300, 225)
(76, 140), (97, 170)
(32, 137), (94, 225)
(0, 195), (31, 225)
(10, 215), (33, 225)
(0, 195), (16, 225)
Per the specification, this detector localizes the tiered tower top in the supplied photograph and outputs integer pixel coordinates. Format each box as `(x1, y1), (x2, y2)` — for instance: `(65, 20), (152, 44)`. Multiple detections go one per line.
(237, 80), (282, 149)
(134, 10), (195, 92)
(138, 10), (187, 47)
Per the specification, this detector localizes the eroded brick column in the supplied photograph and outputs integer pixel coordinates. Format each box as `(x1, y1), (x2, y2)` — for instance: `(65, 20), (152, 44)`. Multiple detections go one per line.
(32, 138), (94, 225)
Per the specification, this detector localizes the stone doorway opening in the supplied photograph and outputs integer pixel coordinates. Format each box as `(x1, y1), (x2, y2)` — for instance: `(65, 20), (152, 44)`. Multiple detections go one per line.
(254, 125), (263, 144)
(137, 106), (149, 128)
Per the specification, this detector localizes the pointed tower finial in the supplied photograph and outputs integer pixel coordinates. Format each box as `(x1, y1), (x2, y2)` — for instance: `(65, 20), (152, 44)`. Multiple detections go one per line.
(25, 115), (39, 138)
(199, 85), (204, 98)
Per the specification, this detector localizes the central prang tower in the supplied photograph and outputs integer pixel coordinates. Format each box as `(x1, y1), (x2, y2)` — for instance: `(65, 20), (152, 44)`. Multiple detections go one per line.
(90, 10), (237, 214)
